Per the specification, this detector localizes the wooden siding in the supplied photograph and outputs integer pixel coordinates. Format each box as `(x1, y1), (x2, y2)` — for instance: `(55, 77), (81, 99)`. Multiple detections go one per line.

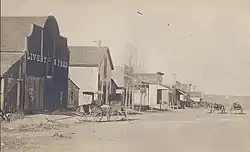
(3, 78), (18, 112)
(1, 16), (69, 112)
(24, 76), (44, 112)
(1, 55), (24, 112)
(68, 79), (79, 109)
(25, 16), (69, 112)
(99, 50), (112, 104)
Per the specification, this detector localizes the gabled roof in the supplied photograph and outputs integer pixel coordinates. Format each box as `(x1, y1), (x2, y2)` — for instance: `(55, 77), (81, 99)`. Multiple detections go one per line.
(177, 89), (188, 95)
(68, 78), (80, 89)
(1, 16), (47, 52)
(111, 78), (118, 88)
(69, 46), (114, 70)
(159, 84), (172, 89)
(0, 52), (25, 77)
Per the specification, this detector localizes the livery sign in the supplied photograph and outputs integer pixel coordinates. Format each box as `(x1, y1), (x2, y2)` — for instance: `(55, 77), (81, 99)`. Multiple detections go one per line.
(26, 52), (68, 68)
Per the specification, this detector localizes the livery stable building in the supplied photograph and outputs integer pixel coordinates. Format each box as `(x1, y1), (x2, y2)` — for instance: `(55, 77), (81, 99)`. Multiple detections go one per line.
(0, 16), (69, 113)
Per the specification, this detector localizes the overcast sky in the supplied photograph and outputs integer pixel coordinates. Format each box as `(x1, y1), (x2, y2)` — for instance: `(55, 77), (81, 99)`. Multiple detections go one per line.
(1, 0), (250, 96)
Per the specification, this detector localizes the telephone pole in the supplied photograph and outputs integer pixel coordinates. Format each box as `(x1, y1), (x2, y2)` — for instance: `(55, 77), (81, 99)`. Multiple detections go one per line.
(172, 73), (178, 109)
(93, 40), (105, 103)
(172, 73), (177, 85)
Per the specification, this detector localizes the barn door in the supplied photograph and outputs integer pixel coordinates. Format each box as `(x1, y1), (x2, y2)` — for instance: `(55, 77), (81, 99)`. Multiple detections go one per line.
(24, 76), (43, 112)
(43, 78), (55, 112)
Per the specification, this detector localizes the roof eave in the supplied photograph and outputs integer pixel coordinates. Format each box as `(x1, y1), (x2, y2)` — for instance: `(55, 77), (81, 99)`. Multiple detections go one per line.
(69, 64), (99, 67)
(106, 48), (114, 70)
(68, 78), (80, 89)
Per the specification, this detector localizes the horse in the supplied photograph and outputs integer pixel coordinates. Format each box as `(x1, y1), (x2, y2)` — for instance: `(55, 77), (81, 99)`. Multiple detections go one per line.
(208, 103), (226, 114)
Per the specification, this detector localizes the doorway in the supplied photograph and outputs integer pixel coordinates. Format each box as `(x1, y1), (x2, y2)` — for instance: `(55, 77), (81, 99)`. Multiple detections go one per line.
(157, 89), (162, 104)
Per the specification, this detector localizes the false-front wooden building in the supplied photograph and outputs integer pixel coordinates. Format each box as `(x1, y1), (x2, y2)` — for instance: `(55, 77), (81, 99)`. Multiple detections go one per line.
(1, 16), (69, 113)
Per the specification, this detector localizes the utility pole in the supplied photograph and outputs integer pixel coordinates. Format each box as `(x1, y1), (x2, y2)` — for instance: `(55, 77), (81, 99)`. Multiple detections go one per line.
(172, 73), (178, 110)
(172, 73), (177, 84)
(93, 40), (105, 103)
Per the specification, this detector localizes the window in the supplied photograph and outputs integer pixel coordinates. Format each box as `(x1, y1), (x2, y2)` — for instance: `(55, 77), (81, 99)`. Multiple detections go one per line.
(60, 92), (63, 102)
(46, 59), (53, 78)
(157, 89), (162, 104)
(70, 92), (74, 101)
(104, 57), (107, 78)
(98, 74), (101, 91)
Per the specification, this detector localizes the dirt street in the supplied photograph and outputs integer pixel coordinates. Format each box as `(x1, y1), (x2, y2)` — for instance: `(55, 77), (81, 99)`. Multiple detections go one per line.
(1, 109), (250, 152)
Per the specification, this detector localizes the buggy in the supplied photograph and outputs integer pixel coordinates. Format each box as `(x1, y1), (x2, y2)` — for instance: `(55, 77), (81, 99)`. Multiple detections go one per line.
(230, 102), (244, 114)
(75, 95), (127, 122)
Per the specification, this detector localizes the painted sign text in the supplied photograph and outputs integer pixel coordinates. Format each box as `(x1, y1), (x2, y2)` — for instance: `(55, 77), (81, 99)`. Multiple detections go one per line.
(26, 52), (68, 68)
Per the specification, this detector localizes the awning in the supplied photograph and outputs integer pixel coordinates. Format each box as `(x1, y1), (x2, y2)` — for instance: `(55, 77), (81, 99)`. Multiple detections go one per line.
(177, 89), (187, 95)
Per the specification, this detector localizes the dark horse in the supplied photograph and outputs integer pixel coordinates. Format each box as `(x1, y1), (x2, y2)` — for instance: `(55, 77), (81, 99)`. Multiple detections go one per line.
(209, 103), (226, 114)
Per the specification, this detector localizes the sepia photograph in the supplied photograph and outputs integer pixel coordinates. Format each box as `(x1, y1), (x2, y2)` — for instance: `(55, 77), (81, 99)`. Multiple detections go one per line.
(1, 0), (250, 152)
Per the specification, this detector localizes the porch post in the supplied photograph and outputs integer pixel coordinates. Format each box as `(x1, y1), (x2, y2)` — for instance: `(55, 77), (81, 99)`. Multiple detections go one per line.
(16, 61), (22, 110)
(0, 78), (4, 110)
(16, 80), (21, 110)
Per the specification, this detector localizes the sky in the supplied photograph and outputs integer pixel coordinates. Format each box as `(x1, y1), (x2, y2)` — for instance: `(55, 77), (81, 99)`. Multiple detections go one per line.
(1, 0), (250, 96)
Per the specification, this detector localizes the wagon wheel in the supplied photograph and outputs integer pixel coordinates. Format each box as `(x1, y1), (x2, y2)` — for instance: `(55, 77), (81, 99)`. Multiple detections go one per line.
(119, 109), (127, 120)
(91, 106), (103, 122)
(75, 106), (88, 122)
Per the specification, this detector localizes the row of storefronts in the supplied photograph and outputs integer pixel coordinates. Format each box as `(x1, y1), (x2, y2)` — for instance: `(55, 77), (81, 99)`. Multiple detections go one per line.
(0, 15), (203, 113)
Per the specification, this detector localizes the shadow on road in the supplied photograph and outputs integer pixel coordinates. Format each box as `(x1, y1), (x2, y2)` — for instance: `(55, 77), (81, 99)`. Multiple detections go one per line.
(98, 118), (140, 123)
(74, 118), (140, 124)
